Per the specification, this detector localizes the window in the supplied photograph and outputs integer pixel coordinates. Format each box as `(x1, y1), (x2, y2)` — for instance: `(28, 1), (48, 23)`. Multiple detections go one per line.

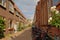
(16, 11), (19, 15)
(15, 11), (20, 17)
(0, 0), (6, 7)
(47, 0), (52, 18)
(9, 20), (12, 28)
(9, 1), (14, 13)
(19, 15), (22, 19)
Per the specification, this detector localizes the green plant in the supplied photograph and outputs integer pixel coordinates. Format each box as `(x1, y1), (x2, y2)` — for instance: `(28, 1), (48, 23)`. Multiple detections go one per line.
(0, 17), (5, 39)
(17, 23), (22, 31)
(50, 9), (60, 28)
(17, 22), (24, 31)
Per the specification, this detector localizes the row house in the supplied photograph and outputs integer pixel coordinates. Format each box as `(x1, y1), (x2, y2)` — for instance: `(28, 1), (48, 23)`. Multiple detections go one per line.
(0, 0), (27, 34)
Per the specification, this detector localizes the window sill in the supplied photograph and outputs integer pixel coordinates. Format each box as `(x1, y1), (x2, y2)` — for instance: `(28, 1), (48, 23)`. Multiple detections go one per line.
(0, 5), (6, 10)
(9, 11), (14, 15)
(16, 15), (19, 17)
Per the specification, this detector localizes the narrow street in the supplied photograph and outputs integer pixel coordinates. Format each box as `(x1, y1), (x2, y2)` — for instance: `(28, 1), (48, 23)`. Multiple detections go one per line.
(0, 0), (60, 40)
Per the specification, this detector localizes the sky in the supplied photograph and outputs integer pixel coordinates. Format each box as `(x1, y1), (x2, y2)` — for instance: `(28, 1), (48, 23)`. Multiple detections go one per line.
(53, 0), (59, 5)
(14, 0), (39, 20)
(14, 0), (59, 20)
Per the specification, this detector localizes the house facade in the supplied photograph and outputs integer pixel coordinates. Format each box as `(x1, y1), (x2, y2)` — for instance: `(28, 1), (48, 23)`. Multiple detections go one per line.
(0, 0), (27, 34)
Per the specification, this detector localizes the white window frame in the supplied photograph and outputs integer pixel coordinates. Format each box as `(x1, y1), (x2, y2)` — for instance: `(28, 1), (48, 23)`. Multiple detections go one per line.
(0, 0), (6, 7)
(9, 1), (14, 13)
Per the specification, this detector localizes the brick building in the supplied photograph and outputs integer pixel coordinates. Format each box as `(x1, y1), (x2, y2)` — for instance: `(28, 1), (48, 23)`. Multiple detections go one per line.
(33, 0), (60, 40)
(34, 0), (60, 28)
(34, 0), (53, 29)
(0, 0), (27, 34)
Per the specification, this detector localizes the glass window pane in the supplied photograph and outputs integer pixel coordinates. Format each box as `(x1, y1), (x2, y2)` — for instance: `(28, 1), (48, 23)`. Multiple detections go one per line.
(0, 0), (6, 7)
(0, 0), (2, 5)
(9, 1), (14, 13)
(3, 0), (6, 7)
(16, 11), (19, 15)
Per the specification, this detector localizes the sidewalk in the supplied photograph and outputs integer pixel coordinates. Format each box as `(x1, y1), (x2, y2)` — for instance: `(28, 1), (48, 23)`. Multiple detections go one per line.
(0, 27), (32, 40)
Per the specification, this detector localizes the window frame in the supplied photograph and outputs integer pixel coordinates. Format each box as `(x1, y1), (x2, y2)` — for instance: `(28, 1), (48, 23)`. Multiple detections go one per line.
(15, 9), (20, 17)
(0, 0), (6, 8)
(9, 1), (14, 13)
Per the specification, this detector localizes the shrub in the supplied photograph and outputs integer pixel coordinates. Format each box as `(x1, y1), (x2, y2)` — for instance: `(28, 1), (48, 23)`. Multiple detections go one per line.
(0, 17), (5, 39)
(49, 6), (60, 28)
